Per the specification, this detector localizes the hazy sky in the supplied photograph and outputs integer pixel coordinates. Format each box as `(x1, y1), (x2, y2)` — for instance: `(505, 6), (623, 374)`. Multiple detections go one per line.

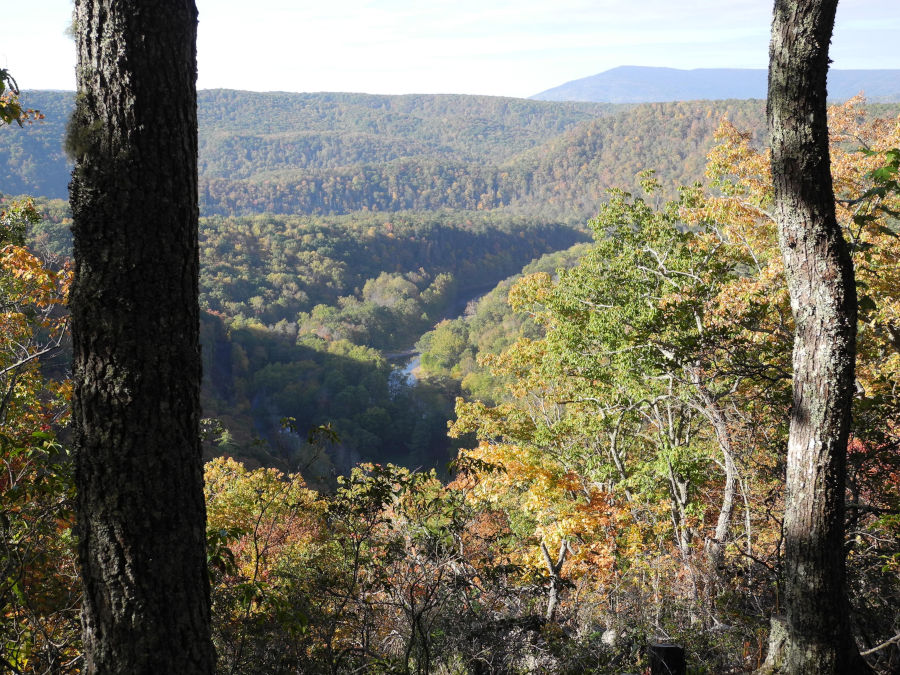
(2, 0), (899, 98)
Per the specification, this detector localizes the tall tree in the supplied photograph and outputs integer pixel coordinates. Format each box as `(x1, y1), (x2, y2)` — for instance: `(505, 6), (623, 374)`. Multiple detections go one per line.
(767, 0), (870, 671)
(68, 1), (215, 672)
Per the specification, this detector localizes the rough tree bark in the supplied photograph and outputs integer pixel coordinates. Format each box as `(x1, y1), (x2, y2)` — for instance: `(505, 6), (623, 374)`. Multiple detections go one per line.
(68, 0), (215, 672)
(767, 0), (870, 672)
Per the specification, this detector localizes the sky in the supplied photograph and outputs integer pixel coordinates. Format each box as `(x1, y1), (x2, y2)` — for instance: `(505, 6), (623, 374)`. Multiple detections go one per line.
(2, 0), (899, 98)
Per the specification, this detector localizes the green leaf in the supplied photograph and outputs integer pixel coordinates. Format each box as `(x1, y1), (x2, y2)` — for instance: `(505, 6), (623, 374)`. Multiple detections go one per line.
(871, 167), (896, 183)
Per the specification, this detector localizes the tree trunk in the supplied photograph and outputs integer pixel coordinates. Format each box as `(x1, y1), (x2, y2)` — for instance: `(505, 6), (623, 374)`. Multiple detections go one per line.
(69, 1), (215, 672)
(767, 0), (869, 672)
(540, 540), (568, 622)
(648, 643), (687, 675)
(691, 378), (737, 575)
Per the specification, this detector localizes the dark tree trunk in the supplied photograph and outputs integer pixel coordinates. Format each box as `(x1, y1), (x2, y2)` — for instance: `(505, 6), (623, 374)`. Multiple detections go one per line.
(68, 1), (215, 672)
(767, 0), (869, 672)
(648, 643), (687, 675)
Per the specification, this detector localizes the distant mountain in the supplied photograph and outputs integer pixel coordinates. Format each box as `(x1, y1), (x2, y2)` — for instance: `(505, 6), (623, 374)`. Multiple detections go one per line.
(1, 90), (615, 200)
(532, 65), (900, 103)
(3, 91), (898, 220)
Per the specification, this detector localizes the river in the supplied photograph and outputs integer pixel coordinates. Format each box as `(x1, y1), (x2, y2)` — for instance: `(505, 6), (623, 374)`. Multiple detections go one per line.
(387, 284), (495, 390)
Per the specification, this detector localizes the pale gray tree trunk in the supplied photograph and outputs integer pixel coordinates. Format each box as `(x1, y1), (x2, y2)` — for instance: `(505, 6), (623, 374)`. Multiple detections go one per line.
(767, 0), (870, 671)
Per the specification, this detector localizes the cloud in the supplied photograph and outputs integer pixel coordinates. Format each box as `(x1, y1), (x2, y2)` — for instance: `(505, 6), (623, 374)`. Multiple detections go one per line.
(3, 0), (899, 96)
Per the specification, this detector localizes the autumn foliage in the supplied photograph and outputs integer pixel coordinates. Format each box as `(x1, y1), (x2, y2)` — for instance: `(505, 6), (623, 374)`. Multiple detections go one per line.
(2, 100), (899, 672)
(0, 197), (76, 672)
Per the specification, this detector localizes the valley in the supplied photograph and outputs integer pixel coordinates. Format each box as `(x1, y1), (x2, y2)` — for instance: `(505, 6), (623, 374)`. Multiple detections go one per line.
(8, 91), (899, 476)
(3, 75), (900, 673)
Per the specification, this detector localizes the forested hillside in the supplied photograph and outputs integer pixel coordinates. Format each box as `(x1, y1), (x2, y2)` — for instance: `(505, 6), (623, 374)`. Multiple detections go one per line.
(1, 90), (615, 199)
(4, 65), (900, 673)
(198, 91), (616, 164)
(27, 200), (585, 475)
(8, 90), (898, 220)
(7, 92), (899, 475)
(2, 90), (780, 473)
(194, 99), (771, 217)
(0, 91), (70, 198)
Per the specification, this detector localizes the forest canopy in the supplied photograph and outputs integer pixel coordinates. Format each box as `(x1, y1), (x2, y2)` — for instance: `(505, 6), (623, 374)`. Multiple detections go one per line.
(2, 74), (899, 672)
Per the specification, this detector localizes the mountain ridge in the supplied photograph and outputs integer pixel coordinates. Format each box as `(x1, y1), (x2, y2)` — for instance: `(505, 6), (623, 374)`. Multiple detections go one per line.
(532, 65), (900, 103)
(4, 91), (898, 222)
